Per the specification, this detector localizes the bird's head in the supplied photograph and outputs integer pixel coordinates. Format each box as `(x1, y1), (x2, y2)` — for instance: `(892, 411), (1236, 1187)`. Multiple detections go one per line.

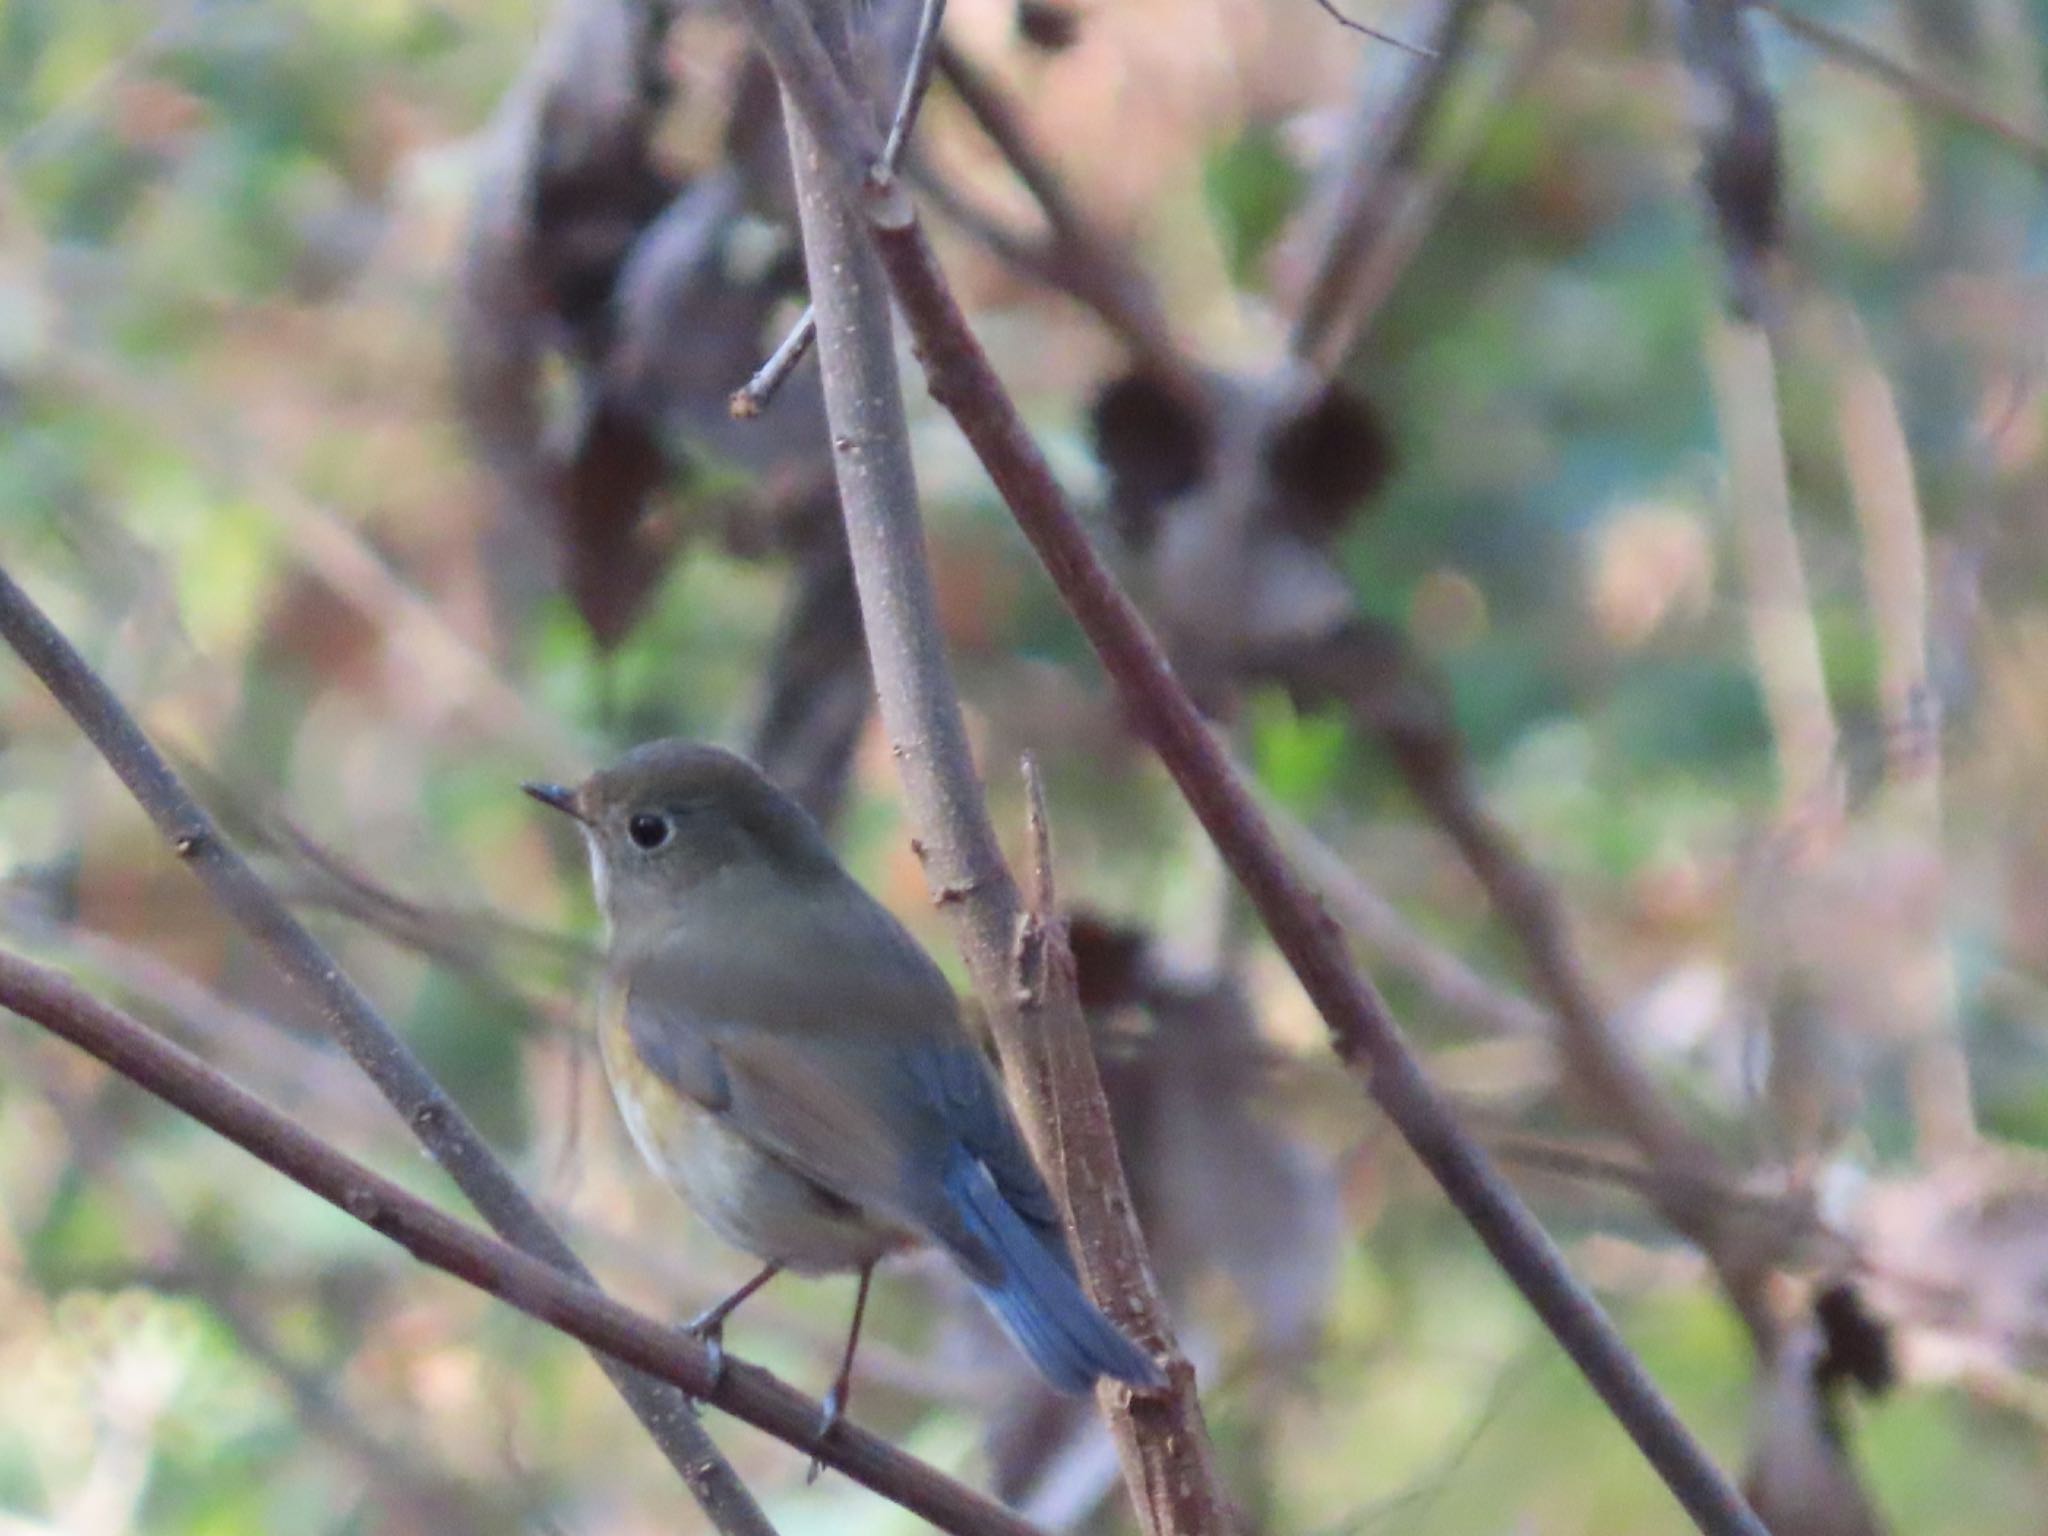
(524, 740), (838, 938)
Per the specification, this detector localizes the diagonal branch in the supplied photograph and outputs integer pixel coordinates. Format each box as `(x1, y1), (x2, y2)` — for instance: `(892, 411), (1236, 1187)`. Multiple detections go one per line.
(1310, 0), (1437, 58)
(1290, 0), (1489, 365)
(871, 225), (1767, 1536)
(1014, 758), (1212, 1531)
(0, 948), (1048, 1536)
(1263, 801), (1553, 1041)
(768, 4), (1229, 1529)
(1753, 0), (2048, 173)
(731, 0), (951, 419)
(729, 21), (1770, 1534)
(1300, 6), (1541, 377)
(0, 562), (773, 1536)
(1393, 754), (1780, 1355)
(929, 40), (1183, 371)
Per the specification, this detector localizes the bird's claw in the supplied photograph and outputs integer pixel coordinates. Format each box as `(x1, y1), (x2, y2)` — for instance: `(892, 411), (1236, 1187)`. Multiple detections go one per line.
(805, 1389), (845, 1485)
(685, 1316), (729, 1395)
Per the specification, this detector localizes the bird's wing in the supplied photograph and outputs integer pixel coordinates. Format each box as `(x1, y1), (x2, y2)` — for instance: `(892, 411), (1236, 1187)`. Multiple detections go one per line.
(622, 966), (986, 1263)
(618, 875), (1054, 1278)
(619, 984), (730, 1111)
(897, 1039), (1065, 1236)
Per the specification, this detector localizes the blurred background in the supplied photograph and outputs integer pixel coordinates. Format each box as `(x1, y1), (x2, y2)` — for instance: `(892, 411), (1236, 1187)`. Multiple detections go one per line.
(2, 0), (2046, 1531)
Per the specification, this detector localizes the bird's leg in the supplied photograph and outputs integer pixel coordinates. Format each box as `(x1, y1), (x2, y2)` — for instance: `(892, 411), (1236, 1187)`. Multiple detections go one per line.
(807, 1261), (875, 1483)
(686, 1261), (783, 1388)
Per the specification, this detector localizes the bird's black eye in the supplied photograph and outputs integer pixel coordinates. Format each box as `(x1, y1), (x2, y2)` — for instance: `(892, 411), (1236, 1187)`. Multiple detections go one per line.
(627, 812), (671, 851)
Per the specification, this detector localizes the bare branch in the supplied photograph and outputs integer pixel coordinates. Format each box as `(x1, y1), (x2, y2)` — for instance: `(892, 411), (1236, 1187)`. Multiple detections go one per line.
(880, 0), (951, 175)
(1492, 1132), (1826, 1259)
(1262, 801), (1552, 1041)
(931, 41), (1183, 370)
(732, 19), (1770, 1526)
(0, 948), (1051, 1536)
(731, 0), (949, 420)
(1290, 0), (1488, 365)
(731, 307), (820, 418)
(1387, 745), (1781, 1353)
(0, 563), (774, 1536)
(1753, 0), (2048, 173)
(748, 0), (902, 218)
(875, 222), (1771, 1531)
(1015, 758), (1226, 1536)
(765, 3), (1230, 1527)
(1310, 0), (1437, 58)
(1302, 7), (1540, 376)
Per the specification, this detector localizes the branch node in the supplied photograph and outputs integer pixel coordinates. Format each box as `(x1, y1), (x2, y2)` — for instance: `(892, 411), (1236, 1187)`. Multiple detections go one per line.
(862, 178), (917, 230)
(343, 1185), (382, 1223)
(932, 875), (988, 906)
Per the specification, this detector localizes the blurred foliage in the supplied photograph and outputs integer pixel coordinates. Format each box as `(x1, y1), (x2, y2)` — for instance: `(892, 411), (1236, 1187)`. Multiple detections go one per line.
(3, 0), (2048, 1532)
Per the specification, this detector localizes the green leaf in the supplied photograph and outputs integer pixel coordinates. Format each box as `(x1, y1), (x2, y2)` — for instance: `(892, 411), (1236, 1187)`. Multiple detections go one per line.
(1203, 123), (1306, 289)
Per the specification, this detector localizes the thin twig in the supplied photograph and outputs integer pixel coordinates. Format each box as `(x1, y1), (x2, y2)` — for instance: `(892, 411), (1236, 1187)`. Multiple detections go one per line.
(0, 885), (366, 1104)
(1752, 0), (2048, 173)
(904, 161), (1077, 292)
(0, 564), (775, 1536)
(1016, 758), (1216, 1533)
(731, 0), (949, 420)
(740, 24), (1770, 1530)
(1290, 0), (1488, 366)
(1305, 7), (1540, 376)
(731, 311), (820, 418)
(1311, 0), (1437, 58)
(880, 0), (950, 175)
(1262, 802), (1553, 1041)
(198, 778), (599, 991)
(1386, 751), (1781, 1356)
(932, 41), (1183, 370)
(767, 4), (1229, 1528)
(0, 949), (1049, 1536)
(1491, 1132), (1824, 1256)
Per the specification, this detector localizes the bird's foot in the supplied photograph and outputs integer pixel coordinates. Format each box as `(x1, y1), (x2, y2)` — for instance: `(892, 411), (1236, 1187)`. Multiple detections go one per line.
(805, 1388), (846, 1485)
(684, 1314), (729, 1396)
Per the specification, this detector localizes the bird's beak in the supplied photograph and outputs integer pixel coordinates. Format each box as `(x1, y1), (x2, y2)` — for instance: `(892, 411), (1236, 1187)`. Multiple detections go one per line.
(522, 781), (588, 824)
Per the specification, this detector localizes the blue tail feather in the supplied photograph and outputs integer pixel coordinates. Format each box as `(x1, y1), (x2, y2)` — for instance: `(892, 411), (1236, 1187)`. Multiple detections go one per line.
(944, 1149), (1164, 1394)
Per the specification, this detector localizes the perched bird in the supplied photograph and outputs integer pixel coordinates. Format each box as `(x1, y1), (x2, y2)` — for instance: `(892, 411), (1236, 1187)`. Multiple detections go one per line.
(524, 740), (1162, 1438)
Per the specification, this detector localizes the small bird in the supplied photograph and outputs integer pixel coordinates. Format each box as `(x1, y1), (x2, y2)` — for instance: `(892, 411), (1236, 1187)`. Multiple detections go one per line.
(524, 740), (1162, 1441)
